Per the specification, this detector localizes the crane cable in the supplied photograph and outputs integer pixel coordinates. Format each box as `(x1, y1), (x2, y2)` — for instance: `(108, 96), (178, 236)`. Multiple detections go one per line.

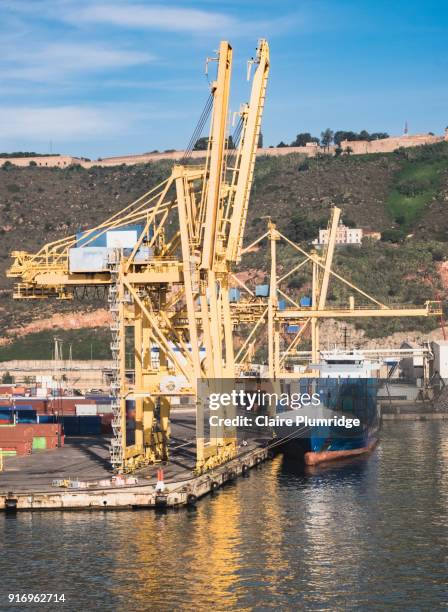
(181, 93), (213, 163)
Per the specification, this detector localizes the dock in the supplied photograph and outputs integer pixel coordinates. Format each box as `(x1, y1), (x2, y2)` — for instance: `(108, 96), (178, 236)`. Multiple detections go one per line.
(0, 410), (270, 511)
(380, 401), (448, 420)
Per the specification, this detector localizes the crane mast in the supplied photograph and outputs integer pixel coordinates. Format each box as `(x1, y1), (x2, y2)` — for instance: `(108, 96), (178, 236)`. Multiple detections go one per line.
(7, 39), (271, 473)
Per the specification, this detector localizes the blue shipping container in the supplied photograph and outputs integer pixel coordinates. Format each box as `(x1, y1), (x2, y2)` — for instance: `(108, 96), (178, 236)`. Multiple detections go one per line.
(79, 416), (102, 436)
(38, 415), (57, 424)
(85, 395), (112, 403)
(300, 296), (312, 307)
(287, 325), (301, 334)
(16, 410), (37, 423)
(62, 416), (80, 436)
(229, 288), (241, 303)
(255, 284), (269, 297)
(62, 416), (102, 436)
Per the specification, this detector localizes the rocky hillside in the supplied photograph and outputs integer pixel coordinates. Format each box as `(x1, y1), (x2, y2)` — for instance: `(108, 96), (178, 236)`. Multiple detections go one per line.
(1, 142), (447, 359)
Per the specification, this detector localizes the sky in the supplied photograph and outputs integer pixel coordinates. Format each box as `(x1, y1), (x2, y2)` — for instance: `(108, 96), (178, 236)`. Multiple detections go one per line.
(0, 0), (447, 159)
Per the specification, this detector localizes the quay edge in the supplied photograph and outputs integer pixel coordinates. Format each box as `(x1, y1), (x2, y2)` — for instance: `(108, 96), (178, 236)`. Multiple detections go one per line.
(0, 447), (269, 512)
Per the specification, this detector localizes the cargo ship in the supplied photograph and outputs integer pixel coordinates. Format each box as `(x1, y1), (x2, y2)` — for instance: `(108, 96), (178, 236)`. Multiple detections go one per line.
(275, 351), (381, 465)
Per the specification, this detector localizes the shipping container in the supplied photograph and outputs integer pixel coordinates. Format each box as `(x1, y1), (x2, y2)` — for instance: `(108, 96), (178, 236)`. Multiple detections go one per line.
(15, 398), (47, 410)
(79, 416), (102, 435)
(16, 410), (37, 424)
(75, 404), (98, 416)
(255, 284), (269, 297)
(0, 441), (32, 456)
(61, 416), (80, 436)
(0, 423), (62, 441)
(32, 436), (47, 450)
(229, 288), (241, 303)
(38, 415), (57, 423)
(85, 394), (112, 403)
(0, 385), (14, 394)
(300, 296), (312, 307)
(61, 416), (102, 436)
(96, 404), (113, 414)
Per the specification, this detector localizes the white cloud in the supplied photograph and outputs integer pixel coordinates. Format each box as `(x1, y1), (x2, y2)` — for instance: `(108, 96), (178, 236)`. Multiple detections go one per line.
(0, 105), (121, 140)
(65, 3), (236, 33)
(3, 0), (298, 39)
(0, 42), (153, 82)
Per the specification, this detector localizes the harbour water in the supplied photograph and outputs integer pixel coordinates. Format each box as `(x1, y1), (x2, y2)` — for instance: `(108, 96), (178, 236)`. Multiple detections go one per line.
(2, 421), (448, 610)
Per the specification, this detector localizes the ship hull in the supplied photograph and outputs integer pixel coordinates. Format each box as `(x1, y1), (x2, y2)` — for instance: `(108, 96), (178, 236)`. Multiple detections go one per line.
(304, 437), (378, 465)
(275, 378), (380, 465)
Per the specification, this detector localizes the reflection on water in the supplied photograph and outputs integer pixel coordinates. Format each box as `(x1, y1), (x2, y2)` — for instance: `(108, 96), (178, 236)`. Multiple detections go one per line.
(2, 422), (448, 610)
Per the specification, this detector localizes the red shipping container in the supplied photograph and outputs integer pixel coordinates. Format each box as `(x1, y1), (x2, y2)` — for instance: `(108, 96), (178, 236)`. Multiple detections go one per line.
(0, 423), (62, 441)
(0, 385), (14, 394)
(15, 398), (47, 410)
(0, 441), (32, 455)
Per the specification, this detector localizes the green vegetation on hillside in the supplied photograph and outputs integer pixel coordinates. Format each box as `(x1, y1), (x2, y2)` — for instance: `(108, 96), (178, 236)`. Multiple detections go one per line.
(0, 141), (447, 354)
(332, 240), (447, 337)
(0, 328), (112, 361)
(385, 143), (448, 236)
(241, 237), (447, 338)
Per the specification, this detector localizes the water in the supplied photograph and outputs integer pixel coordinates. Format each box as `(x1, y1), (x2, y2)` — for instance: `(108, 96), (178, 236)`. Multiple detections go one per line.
(2, 421), (448, 611)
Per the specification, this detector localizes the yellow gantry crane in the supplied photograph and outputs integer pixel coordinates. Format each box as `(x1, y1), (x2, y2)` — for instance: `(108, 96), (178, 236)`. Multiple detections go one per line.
(7, 40), (270, 473)
(7, 39), (442, 473)
(233, 207), (442, 377)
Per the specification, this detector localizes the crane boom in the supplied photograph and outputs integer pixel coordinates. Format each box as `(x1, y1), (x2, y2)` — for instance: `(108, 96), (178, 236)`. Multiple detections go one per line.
(227, 39), (270, 263)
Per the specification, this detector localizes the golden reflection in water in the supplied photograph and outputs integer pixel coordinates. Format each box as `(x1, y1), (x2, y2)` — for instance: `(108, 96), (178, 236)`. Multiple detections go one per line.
(247, 457), (295, 597)
(108, 458), (291, 609)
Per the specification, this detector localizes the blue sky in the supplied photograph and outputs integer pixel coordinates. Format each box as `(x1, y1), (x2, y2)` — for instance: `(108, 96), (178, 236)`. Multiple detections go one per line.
(0, 0), (447, 159)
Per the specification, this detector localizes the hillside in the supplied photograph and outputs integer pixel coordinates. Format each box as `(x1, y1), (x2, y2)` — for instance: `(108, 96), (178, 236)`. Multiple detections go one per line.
(1, 142), (447, 359)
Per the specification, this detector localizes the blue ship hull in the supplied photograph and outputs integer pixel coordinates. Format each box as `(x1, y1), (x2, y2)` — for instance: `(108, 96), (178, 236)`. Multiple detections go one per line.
(279, 378), (380, 464)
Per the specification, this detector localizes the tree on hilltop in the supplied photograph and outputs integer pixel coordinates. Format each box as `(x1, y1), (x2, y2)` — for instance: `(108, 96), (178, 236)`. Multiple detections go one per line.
(334, 130), (389, 145)
(290, 132), (319, 147)
(193, 137), (209, 151)
(320, 128), (334, 150)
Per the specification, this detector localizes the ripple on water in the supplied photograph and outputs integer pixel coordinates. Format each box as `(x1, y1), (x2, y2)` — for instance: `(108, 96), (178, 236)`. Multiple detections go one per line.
(1, 421), (448, 610)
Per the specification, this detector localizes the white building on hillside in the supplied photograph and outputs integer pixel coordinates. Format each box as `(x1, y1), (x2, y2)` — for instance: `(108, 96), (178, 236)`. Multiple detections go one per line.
(313, 224), (363, 246)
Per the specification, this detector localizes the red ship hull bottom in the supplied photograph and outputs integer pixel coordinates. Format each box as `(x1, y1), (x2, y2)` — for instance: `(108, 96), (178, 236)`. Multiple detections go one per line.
(304, 438), (378, 466)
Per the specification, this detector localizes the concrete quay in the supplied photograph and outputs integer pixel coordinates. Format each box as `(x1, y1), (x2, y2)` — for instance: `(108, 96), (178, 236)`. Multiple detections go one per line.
(0, 410), (270, 511)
